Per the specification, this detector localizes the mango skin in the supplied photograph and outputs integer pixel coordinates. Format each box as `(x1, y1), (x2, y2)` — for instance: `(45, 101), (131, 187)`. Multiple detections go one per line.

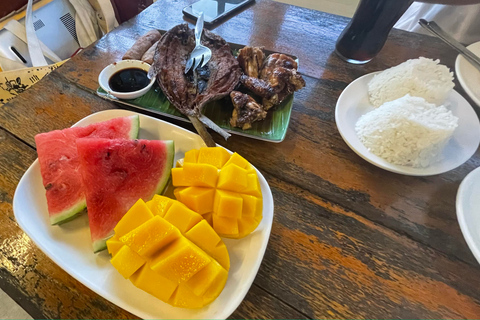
(173, 148), (263, 238)
(107, 197), (229, 308)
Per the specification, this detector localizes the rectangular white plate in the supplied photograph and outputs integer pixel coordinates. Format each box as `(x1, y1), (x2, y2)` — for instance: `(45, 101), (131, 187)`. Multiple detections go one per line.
(13, 109), (274, 319)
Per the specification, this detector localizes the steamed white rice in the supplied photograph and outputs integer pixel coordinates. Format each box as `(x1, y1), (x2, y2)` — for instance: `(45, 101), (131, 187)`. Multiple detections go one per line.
(355, 94), (458, 168)
(368, 57), (454, 108)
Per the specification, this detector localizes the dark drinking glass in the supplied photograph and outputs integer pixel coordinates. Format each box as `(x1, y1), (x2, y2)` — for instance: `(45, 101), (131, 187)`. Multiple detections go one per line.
(335, 0), (413, 64)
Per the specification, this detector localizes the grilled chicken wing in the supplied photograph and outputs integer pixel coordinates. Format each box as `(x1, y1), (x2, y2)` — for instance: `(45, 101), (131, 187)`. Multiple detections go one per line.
(237, 46), (265, 78)
(260, 53), (306, 110)
(240, 75), (275, 99)
(230, 91), (267, 130)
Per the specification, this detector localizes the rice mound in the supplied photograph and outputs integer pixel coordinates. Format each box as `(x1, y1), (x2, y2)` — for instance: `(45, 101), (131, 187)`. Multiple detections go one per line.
(368, 57), (454, 108)
(355, 94), (458, 168)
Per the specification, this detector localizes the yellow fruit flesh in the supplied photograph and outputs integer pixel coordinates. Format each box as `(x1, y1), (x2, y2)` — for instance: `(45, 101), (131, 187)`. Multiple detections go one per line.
(172, 148), (263, 238)
(110, 245), (146, 279)
(109, 197), (229, 308)
(197, 147), (231, 169)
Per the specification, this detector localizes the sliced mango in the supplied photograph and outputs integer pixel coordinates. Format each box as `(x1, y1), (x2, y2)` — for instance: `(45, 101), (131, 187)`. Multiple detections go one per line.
(197, 147), (231, 169)
(176, 187), (215, 215)
(106, 236), (124, 257)
(214, 190), (243, 219)
(217, 164), (248, 192)
(110, 245), (145, 279)
(163, 202), (203, 233)
(146, 195), (173, 217)
(184, 149), (199, 164)
(130, 263), (178, 302)
(120, 216), (180, 257)
(114, 199), (154, 237)
(109, 197), (229, 308)
(172, 148), (263, 238)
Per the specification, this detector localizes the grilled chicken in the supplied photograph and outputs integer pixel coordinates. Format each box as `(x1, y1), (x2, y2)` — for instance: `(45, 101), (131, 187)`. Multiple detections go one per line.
(260, 53), (306, 109)
(240, 75), (275, 99)
(230, 91), (267, 130)
(237, 46), (265, 78)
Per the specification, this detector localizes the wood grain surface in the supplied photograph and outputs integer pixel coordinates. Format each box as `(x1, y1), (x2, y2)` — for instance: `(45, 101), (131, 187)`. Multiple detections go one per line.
(0, 0), (480, 318)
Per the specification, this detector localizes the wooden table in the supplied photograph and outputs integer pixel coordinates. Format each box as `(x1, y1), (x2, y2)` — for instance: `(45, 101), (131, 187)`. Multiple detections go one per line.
(1, 0), (480, 318)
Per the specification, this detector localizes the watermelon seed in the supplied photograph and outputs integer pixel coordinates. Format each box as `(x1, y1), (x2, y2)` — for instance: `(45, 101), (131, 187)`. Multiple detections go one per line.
(45, 183), (53, 190)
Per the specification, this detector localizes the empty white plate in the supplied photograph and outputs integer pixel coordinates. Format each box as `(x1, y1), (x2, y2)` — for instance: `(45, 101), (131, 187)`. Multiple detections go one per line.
(13, 109), (274, 319)
(335, 72), (480, 176)
(455, 41), (480, 107)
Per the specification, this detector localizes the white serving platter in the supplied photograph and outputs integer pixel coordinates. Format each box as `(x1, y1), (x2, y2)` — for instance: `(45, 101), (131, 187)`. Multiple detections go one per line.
(13, 109), (274, 319)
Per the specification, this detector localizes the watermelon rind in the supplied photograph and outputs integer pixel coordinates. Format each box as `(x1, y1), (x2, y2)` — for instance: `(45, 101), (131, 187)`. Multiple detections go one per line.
(91, 140), (175, 253)
(93, 233), (114, 253)
(50, 199), (87, 225)
(47, 115), (140, 225)
(127, 115), (140, 139)
(154, 140), (175, 195)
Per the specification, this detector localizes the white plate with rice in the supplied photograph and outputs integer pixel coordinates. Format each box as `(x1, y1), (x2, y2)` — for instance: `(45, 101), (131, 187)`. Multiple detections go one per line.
(455, 41), (480, 107)
(335, 72), (480, 176)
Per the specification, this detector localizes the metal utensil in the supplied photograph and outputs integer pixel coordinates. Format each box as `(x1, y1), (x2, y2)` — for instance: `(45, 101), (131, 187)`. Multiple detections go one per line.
(184, 12), (212, 74)
(419, 19), (480, 72)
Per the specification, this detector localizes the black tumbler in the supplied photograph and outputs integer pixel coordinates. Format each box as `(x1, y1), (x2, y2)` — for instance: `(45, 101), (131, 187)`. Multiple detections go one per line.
(335, 0), (414, 64)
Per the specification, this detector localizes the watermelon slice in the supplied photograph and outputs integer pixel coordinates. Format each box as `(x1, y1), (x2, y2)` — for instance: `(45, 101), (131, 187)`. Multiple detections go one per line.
(35, 116), (140, 225)
(76, 138), (175, 252)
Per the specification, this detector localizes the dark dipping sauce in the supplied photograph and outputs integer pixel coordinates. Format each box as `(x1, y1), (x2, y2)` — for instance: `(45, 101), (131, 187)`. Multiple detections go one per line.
(108, 68), (149, 92)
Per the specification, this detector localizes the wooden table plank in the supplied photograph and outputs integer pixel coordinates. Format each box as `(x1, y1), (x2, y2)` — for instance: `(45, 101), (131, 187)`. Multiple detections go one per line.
(255, 172), (480, 318)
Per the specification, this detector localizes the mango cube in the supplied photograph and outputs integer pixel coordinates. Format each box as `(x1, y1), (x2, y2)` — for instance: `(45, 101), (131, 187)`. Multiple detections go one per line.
(120, 216), (180, 257)
(163, 202), (203, 233)
(108, 197), (229, 308)
(151, 238), (211, 284)
(172, 148), (263, 239)
(176, 187), (215, 214)
(197, 147), (231, 169)
(186, 219), (222, 256)
(241, 194), (263, 218)
(209, 243), (230, 271)
(217, 164), (248, 192)
(110, 245), (146, 279)
(114, 199), (154, 237)
(213, 214), (238, 236)
(170, 284), (204, 309)
(214, 190), (243, 219)
(146, 196), (173, 217)
(184, 149), (199, 163)
(183, 163), (218, 187)
(244, 173), (262, 197)
(130, 264), (178, 302)
(106, 236), (123, 257)
(237, 217), (258, 238)
(224, 152), (250, 169)
(185, 260), (225, 296)
(171, 167), (188, 186)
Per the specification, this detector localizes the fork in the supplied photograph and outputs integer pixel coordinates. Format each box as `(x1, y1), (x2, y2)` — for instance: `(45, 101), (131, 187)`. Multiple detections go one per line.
(185, 12), (212, 74)
(419, 19), (480, 73)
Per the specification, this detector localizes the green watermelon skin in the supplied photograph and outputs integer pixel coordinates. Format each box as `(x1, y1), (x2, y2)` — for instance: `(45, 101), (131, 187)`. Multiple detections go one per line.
(35, 115), (140, 225)
(76, 138), (175, 252)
